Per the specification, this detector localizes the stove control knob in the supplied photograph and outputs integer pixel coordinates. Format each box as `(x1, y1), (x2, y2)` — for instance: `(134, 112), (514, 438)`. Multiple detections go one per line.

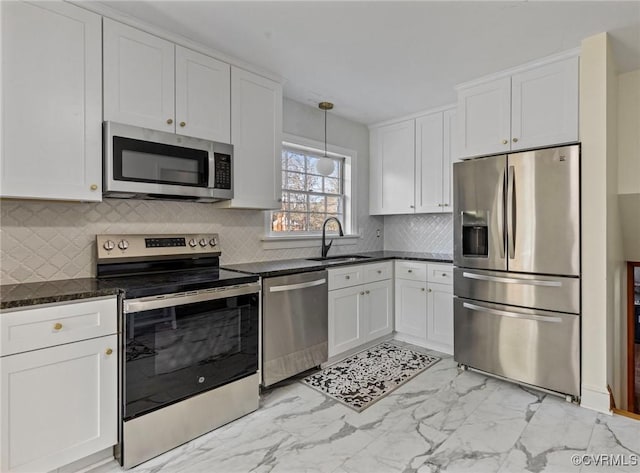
(209, 237), (218, 247)
(189, 239), (197, 248)
(199, 238), (207, 247)
(118, 240), (129, 251)
(103, 240), (115, 251)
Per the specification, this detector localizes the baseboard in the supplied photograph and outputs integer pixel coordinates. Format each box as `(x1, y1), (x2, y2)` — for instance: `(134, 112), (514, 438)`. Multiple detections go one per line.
(55, 448), (114, 473)
(325, 334), (393, 365)
(612, 408), (640, 421)
(581, 385), (613, 414)
(393, 333), (452, 356)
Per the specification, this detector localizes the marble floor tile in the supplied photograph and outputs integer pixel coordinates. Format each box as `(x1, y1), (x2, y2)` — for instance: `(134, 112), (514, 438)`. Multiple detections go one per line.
(93, 346), (640, 473)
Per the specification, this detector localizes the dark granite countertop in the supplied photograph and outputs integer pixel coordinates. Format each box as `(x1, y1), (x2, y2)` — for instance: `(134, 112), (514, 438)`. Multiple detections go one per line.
(0, 278), (123, 311)
(222, 251), (453, 278)
(1, 252), (452, 309)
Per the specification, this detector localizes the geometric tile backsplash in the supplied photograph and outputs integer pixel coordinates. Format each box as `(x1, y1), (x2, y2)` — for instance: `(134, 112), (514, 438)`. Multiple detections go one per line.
(0, 198), (385, 285)
(383, 213), (453, 254)
(0, 199), (453, 285)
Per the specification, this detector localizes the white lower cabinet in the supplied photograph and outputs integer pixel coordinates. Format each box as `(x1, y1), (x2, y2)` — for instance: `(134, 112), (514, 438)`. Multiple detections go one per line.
(0, 298), (118, 473)
(394, 261), (453, 354)
(328, 263), (393, 358)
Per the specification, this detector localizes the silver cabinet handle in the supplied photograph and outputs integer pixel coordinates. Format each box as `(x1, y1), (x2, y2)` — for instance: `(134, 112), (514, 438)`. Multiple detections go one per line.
(461, 272), (561, 287)
(269, 279), (326, 293)
(463, 302), (562, 323)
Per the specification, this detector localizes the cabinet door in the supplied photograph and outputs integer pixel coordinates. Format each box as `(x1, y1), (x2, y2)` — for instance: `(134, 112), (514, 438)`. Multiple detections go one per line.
(224, 67), (282, 209)
(103, 18), (175, 132)
(441, 108), (458, 210)
(457, 77), (511, 158)
(511, 57), (579, 151)
(328, 286), (365, 358)
(394, 279), (427, 341)
(1, 1), (102, 201)
(370, 120), (415, 215)
(426, 283), (454, 355)
(0, 335), (117, 473)
(365, 279), (393, 341)
(415, 112), (444, 213)
(175, 46), (230, 142)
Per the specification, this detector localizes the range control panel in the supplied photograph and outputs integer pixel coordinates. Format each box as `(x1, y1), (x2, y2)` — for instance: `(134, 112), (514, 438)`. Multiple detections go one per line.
(97, 233), (220, 261)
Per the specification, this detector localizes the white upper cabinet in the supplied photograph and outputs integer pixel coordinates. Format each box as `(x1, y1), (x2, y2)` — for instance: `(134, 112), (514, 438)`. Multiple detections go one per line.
(104, 19), (231, 142)
(175, 46), (231, 142)
(457, 54), (579, 159)
(510, 57), (579, 151)
(370, 120), (416, 215)
(457, 77), (511, 158)
(217, 66), (282, 209)
(103, 18), (175, 132)
(370, 107), (456, 216)
(415, 112), (444, 213)
(1, 1), (102, 202)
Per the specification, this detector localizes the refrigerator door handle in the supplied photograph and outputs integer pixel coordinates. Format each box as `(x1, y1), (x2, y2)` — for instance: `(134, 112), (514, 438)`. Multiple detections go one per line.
(497, 169), (506, 259)
(462, 302), (563, 323)
(507, 165), (516, 259)
(461, 271), (562, 287)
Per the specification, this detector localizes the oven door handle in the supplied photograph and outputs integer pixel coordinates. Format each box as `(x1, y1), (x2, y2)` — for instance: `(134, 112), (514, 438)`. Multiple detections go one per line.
(124, 282), (260, 313)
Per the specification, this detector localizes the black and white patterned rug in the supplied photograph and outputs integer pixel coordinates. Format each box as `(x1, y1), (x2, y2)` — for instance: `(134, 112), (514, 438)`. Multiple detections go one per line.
(302, 342), (440, 412)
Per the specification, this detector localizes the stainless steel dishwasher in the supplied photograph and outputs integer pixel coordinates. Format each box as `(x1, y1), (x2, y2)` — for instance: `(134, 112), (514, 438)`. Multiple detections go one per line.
(262, 270), (328, 387)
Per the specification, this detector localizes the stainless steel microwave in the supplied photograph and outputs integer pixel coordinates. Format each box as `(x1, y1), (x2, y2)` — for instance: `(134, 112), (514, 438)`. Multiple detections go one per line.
(103, 121), (233, 202)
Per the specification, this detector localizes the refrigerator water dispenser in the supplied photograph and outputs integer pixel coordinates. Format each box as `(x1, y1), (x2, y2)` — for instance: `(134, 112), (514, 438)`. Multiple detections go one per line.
(461, 211), (489, 257)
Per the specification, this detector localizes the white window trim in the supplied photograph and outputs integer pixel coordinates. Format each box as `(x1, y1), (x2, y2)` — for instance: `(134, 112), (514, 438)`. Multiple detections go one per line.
(262, 133), (359, 250)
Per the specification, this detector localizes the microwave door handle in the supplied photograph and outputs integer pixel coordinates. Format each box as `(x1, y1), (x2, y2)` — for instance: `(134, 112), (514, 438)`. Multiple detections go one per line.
(507, 165), (515, 259)
(208, 152), (216, 188)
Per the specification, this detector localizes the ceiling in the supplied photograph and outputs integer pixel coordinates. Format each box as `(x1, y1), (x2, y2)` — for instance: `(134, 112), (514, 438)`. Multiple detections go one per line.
(99, 1), (640, 125)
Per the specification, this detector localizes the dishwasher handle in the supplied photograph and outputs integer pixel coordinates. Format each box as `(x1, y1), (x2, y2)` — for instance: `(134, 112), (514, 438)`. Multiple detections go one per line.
(268, 278), (327, 293)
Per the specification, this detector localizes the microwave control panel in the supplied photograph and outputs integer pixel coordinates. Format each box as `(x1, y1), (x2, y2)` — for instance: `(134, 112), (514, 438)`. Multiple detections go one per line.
(214, 153), (232, 189)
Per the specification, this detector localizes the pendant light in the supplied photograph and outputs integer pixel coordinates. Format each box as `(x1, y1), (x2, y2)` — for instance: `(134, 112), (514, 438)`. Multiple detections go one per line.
(316, 101), (335, 176)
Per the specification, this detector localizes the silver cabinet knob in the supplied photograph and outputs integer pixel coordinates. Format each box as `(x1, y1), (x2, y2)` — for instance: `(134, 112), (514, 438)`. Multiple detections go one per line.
(421, 288), (425, 292)
(512, 138), (519, 143)
(199, 239), (207, 247)
(428, 288), (433, 293)
(444, 203), (449, 207)
(377, 270), (382, 274)
(409, 205), (415, 209)
(442, 273), (447, 277)
(360, 291), (365, 295)
(118, 240), (129, 250)
(345, 275), (350, 280)
(189, 239), (197, 248)
(167, 118), (173, 125)
(90, 184), (98, 191)
(502, 139), (508, 145)
(103, 240), (115, 251)
(180, 121), (186, 127)
(365, 290), (370, 294)
(407, 269), (413, 273)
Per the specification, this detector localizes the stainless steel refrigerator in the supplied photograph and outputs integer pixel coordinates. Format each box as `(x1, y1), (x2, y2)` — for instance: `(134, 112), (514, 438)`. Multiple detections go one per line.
(453, 144), (580, 399)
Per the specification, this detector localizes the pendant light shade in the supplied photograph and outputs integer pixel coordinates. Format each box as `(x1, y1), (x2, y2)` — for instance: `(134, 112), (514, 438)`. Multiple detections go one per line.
(317, 101), (335, 176)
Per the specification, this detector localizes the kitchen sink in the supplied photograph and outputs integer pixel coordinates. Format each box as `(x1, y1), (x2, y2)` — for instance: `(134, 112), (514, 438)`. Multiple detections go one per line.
(306, 255), (372, 264)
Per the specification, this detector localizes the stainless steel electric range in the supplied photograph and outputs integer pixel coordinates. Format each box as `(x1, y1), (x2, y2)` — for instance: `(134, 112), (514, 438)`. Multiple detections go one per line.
(96, 233), (260, 469)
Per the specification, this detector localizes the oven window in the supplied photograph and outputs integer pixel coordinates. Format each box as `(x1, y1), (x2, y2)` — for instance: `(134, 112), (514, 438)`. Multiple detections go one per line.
(113, 136), (209, 187)
(124, 292), (258, 420)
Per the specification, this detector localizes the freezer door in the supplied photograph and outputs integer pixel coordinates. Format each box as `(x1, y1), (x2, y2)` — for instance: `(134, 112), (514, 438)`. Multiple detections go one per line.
(454, 297), (580, 397)
(453, 155), (507, 271)
(507, 145), (580, 276)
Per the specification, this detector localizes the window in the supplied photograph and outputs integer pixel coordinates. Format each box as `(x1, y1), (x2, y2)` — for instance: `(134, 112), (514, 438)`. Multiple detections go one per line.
(271, 141), (352, 235)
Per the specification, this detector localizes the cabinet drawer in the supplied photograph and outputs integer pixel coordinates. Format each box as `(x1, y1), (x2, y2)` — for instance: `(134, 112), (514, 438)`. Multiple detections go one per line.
(1, 297), (118, 356)
(428, 263), (453, 285)
(363, 262), (392, 283)
(328, 266), (363, 290)
(395, 261), (427, 282)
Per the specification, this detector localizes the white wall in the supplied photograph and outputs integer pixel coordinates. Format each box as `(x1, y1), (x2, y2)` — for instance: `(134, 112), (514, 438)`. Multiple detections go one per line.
(617, 69), (640, 263)
(0, 99), (384, 285)
(579, 32), (624, 413)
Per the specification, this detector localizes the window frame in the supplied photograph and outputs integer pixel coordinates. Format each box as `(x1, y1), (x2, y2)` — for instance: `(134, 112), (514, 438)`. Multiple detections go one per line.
(265, 133), (358, 241)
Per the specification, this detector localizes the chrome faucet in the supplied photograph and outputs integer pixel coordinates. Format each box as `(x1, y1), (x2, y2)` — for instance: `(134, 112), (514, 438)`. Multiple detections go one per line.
(321, 217), (344, 258)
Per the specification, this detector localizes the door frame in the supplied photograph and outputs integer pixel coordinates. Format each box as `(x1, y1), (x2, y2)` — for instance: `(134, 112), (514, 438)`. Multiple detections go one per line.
(627, 261), (639, 414)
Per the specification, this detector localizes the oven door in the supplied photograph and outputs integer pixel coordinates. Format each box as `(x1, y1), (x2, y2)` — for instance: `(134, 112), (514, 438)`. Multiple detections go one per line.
(122, 283), (259, 421)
